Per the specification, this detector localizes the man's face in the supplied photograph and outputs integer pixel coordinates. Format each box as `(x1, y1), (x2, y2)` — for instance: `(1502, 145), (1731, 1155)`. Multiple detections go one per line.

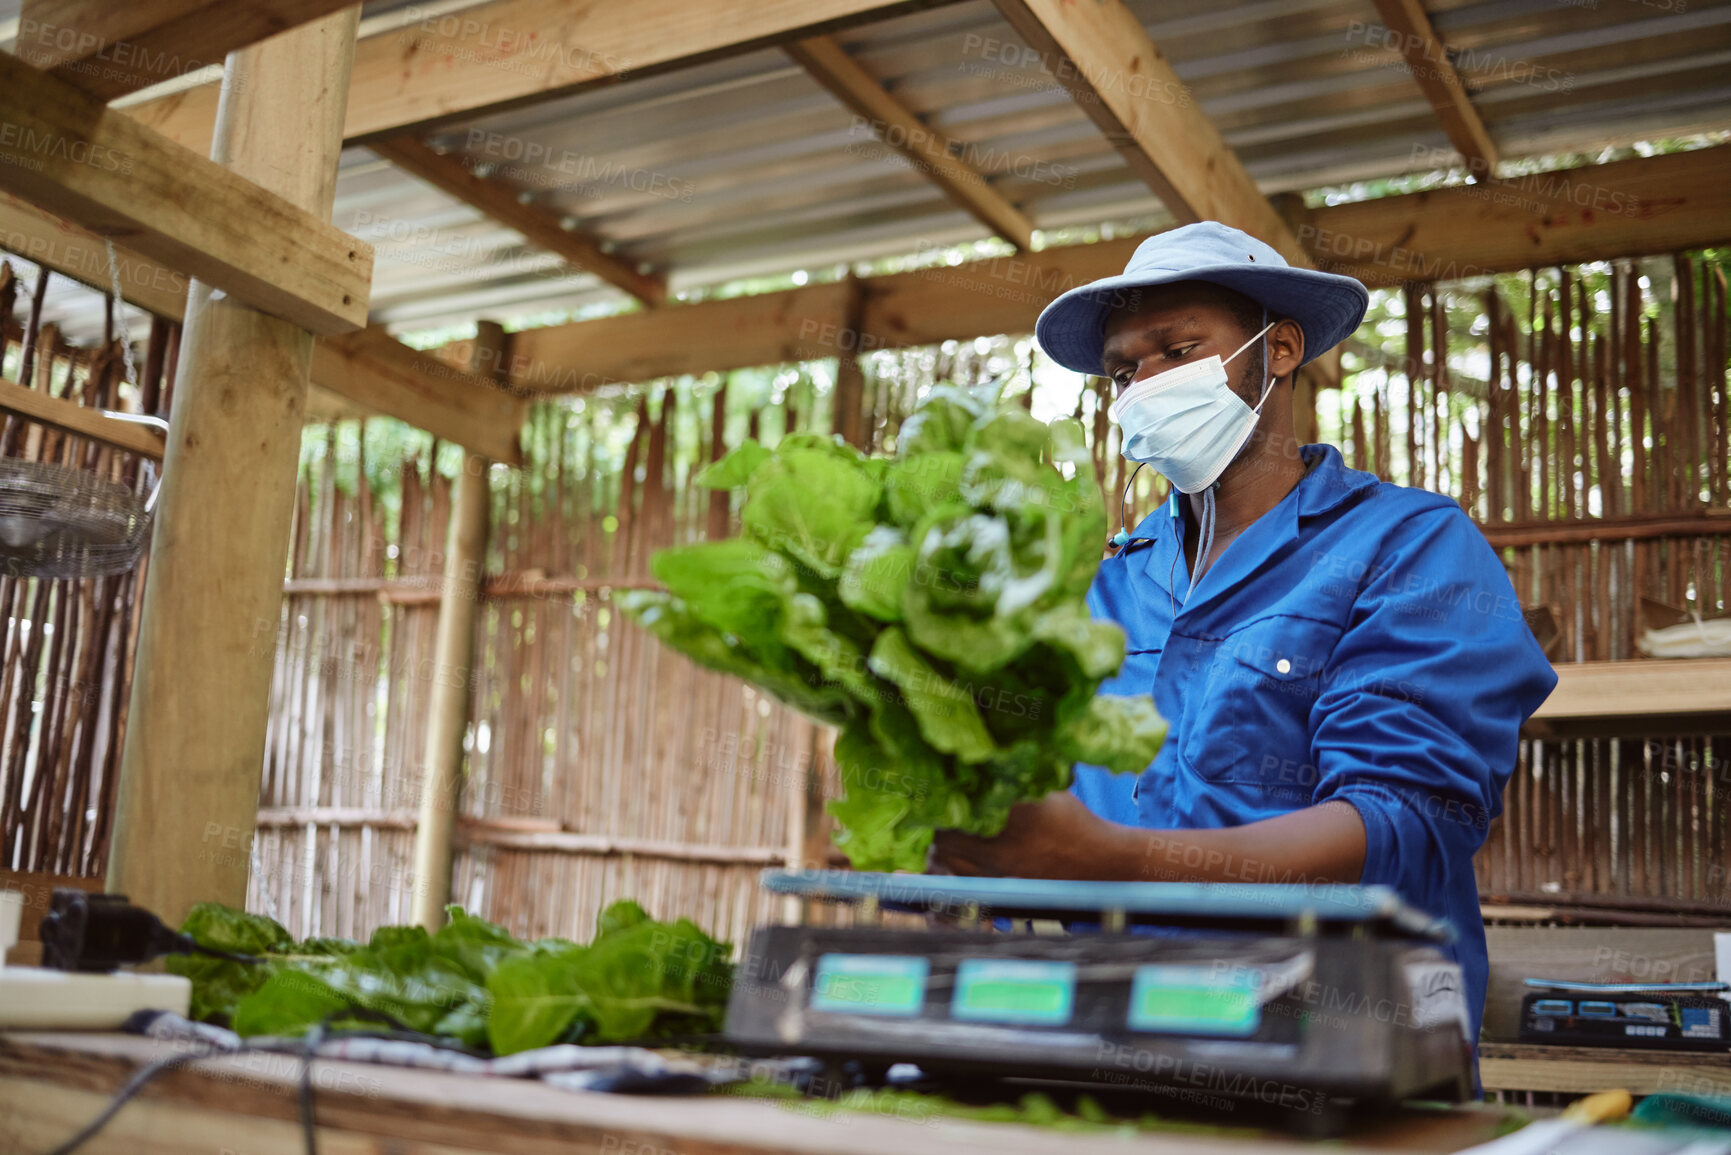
(1101, 282), (1267, 408)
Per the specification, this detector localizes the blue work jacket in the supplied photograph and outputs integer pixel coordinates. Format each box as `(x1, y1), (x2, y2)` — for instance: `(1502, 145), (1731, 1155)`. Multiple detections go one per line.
(1072, 443), (1557, 1044)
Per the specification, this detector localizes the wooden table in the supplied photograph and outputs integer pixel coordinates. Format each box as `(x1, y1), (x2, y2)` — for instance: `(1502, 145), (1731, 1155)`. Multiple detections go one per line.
(0, 1032), (1524, 1155)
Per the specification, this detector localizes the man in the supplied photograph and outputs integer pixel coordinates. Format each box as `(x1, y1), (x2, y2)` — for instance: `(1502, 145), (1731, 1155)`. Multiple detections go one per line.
(932, 222), (1556, 1045)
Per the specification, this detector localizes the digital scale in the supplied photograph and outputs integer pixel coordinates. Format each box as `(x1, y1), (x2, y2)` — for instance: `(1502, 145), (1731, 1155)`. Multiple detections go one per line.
(1519, 979), (1731, 1052)
(725, 873), (1475, 1121)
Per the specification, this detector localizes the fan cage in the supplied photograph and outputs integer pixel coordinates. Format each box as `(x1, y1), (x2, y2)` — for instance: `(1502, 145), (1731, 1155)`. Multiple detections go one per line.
(0, 458), (151, 580)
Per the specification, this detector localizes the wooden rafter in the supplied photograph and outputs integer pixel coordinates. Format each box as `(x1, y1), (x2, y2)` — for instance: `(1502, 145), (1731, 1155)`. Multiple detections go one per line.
(123, 0), (958, 155)
(15, 0), (361, 101)
(989, 0), (1309, 267)
(462, 147), (1731, 392)
(0, 49), (371, 335)
(1369, 0), (1500, 179)
(367, 136), (666, 308)
(0, 194), (523, 461)
(786, 35), (1034, 251)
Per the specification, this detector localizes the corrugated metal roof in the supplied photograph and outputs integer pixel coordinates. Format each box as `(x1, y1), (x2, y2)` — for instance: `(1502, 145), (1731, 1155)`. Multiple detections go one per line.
(5, 0), (1730, 343)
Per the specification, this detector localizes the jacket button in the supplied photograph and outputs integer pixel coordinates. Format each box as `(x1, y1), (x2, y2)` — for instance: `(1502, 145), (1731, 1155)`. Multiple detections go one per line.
(1276, 658), (1292, 674)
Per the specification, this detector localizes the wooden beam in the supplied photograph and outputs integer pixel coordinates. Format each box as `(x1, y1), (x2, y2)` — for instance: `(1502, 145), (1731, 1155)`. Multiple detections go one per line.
(0, 193), (520, 454)
(1479, 512), (1731, 548)
(483, 148), (1731, 392)
(367, 136), (666, 307)
(785, 35), (1034, 251)
(509, 280), (855, 390)
(311, 328), (525, 465)
(0, 49), (370, 336)
(409, 323), (499, 932)
(1367, 0), (1499, 180)
(988, 0), (1308, 267)
(0, 193), (189, 320)
(0, 375), (165, 458)
(123, 0), (958, 155)
(1301, 146), (1731, 288)
(107, 8), (362, 928)
(14, 0), (360, 101)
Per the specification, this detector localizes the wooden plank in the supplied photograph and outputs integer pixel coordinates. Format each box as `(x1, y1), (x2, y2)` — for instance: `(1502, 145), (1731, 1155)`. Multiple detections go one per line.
(0, 375), (164, 458)
(1303, 146), (1731, 289)
(989, 0), (1308, 266)
(0, 194), (522, 445)
(482, 149), (1731, 392)
(0, 193), (188, 320)
(1480, 1044), (1731, 1096)
(784, 35), (1034, 250)
(461, 830), (789, 864)
(509, 280), (853, 390)
(311, 328), (526, 465)
(105, 10), (362, 929)
(1478, 512), (1731, 547)
(0, 1031), (1520, 1155)
(14, 0), (360, 101)
(1367, 0), (1498, 179)
(1483, 926), (1722, 1042)
(409, 324), (498, 931)
(123, 0), (960, 154)
(0, 49), (370, 336)
(1531, 658), (1731, 723)
(367, 136), (666, 307)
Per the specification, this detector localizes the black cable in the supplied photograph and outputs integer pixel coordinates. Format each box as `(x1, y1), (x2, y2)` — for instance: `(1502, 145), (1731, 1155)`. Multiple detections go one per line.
(185, 939), (264, 965)
(300, 1022), (326, 1155)
(42, 1046), (216, 1155)
(45, 1005), (396, 1155)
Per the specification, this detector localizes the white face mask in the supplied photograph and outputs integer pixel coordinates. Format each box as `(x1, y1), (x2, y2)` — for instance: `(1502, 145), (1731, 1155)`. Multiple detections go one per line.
(1108, 320), (1275, 493)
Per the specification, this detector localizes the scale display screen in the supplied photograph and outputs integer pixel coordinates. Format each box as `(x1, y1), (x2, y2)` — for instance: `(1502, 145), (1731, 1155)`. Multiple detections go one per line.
(952, 959), (1077, 1025)
(810, 954), (928, 1017)
(1128, 964), (1262, 1036)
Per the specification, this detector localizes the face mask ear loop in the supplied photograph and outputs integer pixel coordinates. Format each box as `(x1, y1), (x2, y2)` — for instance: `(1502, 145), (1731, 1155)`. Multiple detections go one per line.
(1251, 306), (1274, 412)
(1110, 461), (1147, 548)
(1224, 317), (1276, 369)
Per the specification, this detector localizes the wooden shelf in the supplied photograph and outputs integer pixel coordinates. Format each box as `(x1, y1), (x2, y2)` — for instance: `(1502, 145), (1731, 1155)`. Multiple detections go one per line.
(1481, 1042), (1731, 1095)
(1525, 658), (1731, 737)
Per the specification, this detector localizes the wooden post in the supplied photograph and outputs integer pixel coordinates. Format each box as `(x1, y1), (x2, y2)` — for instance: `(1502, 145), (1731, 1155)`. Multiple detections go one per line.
(409, 322), (503, 931)
(833, 274), (869, 449)
(106, 8), (361, 927)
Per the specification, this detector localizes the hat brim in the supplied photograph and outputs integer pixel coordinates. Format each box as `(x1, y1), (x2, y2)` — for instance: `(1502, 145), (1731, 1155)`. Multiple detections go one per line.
(1034, 262), (1369, 376)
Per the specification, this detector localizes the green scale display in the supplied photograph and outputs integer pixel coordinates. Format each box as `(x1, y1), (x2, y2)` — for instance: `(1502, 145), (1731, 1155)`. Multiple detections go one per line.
(726, 872), (1475, 1122)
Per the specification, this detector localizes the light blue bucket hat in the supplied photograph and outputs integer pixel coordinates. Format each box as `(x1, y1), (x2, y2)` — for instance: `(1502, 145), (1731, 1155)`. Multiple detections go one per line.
(1035, 221), (1369, 375)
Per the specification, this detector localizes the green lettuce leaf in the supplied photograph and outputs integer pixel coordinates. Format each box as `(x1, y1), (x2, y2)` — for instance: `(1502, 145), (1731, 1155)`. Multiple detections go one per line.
(622, 385), (1167, 871)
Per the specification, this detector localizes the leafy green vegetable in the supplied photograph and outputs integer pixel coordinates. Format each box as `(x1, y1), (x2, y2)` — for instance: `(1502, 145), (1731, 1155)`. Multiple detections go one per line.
(175, 900), (731, 1056)
(167, 903), (295, 1022)
(619, 385), (1167, 871)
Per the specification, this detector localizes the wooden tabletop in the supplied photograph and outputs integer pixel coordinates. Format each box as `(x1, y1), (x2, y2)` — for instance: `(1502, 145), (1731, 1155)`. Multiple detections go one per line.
(0, 1032), (1526, 1155)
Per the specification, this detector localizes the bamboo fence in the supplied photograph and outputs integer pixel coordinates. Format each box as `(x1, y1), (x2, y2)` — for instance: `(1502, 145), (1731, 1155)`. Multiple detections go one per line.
(1, 248), (1727, 941)
(0, 260), (174, 879)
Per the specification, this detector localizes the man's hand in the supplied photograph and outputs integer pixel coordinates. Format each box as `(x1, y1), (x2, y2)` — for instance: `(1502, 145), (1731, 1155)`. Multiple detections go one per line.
(931, 792), (1136, 879)
(930, 794), (1368, 884)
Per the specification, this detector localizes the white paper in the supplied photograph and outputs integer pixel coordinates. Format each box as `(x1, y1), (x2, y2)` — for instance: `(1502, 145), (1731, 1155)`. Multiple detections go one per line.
(1716, 932), (1731, 985)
